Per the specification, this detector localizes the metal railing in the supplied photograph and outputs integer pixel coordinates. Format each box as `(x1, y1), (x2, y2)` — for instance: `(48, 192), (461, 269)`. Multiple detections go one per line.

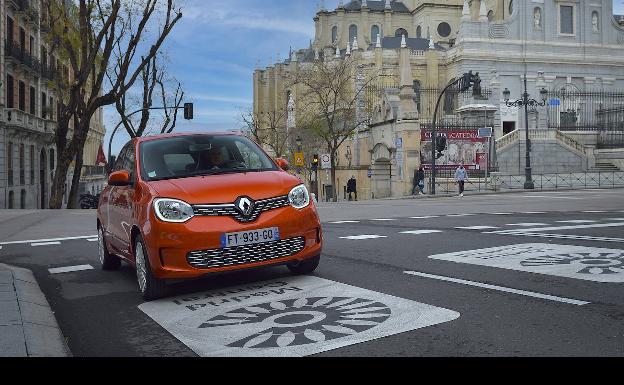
(428, 171), (624, 195)
(4, 40), (41, 74)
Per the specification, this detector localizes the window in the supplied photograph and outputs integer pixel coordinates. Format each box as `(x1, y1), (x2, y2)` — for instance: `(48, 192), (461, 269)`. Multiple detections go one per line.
(8, 142), (13, 187)
(413, 80), (421, 113)
(49, 96), (54, 120)
(395, 28), (408, 38)
(49, 148), (55, 171)
(509, 0), (514, 16)
(437, 22), (451, 38)
(41, 92), (47, 118)
(488, 10), (494, 21)
(19, 28), (25, 52)
(30, 86), (36, 115)
(560, 5), (574, 35)
(371, 25), (380, 41)
(332, 26), (337, 43)
(29, 36), (34, 54)
(30, 145), (35, 185)
(20, 190), (26, 209)
(416, 25), (422, 38)
(8, 191), (14, 209)
(349, 24), (357, 43)
(7, 16), (14, 42)
(6, 74), (14, 108)
(20, 144), (25, 185)
(19, 81), (25, 111)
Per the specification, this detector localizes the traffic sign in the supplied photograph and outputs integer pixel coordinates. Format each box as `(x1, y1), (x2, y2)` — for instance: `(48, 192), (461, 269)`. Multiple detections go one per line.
(477, 127), (493, 138)
(294, 152), (305, 167)
(321, 154), (331, 170)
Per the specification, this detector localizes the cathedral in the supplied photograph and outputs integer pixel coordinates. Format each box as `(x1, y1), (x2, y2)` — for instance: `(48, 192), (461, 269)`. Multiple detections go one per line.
(253, 0), (624, 200)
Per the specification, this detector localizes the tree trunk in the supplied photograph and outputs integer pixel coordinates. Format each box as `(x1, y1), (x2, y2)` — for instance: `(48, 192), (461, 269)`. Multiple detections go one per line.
(48, 152), (74, 209)
(330, 147), (338, 203)
(67, 150), (84, 209)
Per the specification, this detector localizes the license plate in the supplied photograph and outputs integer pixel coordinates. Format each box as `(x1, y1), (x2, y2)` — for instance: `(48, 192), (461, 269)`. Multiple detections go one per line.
(221, 227), (280, 248)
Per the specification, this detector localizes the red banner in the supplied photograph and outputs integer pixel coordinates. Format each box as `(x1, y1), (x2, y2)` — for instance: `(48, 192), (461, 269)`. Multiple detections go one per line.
(422, 129), (487, 143)
(96, 145), (107, 166)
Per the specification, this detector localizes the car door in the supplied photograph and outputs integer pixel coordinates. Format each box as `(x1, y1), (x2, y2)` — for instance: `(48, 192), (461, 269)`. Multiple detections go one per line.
(116, 143), (137, 256)
(107, 142), (133, 256)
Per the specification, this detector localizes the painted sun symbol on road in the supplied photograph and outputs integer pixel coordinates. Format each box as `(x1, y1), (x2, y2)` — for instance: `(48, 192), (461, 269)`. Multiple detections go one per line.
(521, 252), (624, 275)
(198, 297), (392, 348)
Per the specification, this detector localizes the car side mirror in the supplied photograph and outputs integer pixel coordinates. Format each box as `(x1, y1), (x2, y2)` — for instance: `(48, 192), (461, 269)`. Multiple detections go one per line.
(108, 170), (132, 186)
(276, 158), (290, 171)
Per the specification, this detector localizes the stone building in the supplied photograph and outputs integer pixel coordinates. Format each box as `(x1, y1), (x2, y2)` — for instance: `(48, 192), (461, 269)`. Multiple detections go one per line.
(0, 0), (107, 209)
(254, 0), (624, 200)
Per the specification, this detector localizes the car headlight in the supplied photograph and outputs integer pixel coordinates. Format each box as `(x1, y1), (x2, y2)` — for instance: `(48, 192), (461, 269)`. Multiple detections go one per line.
(288, 184), (310, 210)
(154, 198), (194, 223)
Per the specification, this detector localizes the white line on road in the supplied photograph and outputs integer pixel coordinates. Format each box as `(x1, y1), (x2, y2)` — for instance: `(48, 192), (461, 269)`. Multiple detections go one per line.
(370, 219), (397, 222)
(0, 235), (98, 246)
(31, 242), (61, 247)
(340, 235), (388, 240)
(497, 233), (624, 243)
(556, 220), (597, 224)
(400, 230), (443, 235)
(456, 226), (499, 230)
(506, 223), (549, 227)
(522, 212), (548, 214)
(410, 216), (440, 219)
(403, 271), (590, 306)
(582, 211), (607, 213)
(329, 221), (360, 224)
(48, 265), (94, 274)
(488, 222), (624, 234)
(607, 218), (624, 221)
(446, 214), (476, 217)
(86, 239), (99, 242)
(490, 213), (514, 215)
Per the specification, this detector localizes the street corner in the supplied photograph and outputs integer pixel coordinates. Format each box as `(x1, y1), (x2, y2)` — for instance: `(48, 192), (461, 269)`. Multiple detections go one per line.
(428, 243), (624, 283)
(138, 275), (460, 357)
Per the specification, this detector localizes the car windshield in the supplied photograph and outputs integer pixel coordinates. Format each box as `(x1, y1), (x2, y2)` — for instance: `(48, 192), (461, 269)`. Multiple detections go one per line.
(139, 135), (278, 182)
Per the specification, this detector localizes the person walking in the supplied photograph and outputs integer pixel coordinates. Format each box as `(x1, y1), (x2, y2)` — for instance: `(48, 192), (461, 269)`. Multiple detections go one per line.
(347, 176), (358, 201)
(455, 164), (469, 197)
(412, 167), (426, 195)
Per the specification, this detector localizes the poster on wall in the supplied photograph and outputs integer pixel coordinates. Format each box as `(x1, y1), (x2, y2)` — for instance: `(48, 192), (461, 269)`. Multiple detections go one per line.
(421, 129), (487, 170)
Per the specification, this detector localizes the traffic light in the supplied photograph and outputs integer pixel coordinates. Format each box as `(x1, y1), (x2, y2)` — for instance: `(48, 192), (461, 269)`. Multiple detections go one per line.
(184, 103), (194, 120)
(436, 135), (447, 159)
(312, 154), (319, 171)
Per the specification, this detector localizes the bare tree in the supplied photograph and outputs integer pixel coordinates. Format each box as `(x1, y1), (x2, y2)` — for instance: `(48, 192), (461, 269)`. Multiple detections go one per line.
(42, 0), (182, 209)
(114, 53), (185, 138)
(285, 56), (378, 201)
(241, 107), (290, 158)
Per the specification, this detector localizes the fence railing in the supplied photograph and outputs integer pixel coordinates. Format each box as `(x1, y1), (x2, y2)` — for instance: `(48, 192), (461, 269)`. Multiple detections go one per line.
(428, 171), (624, 194)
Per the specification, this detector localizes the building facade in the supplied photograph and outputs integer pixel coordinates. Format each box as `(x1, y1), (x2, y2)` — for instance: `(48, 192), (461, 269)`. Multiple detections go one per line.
(0, 0), (107, 209)
(255, 0), (624, 199)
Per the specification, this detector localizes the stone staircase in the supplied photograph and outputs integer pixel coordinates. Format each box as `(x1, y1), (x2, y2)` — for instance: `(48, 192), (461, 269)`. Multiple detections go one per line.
(588, 162), (621, 172)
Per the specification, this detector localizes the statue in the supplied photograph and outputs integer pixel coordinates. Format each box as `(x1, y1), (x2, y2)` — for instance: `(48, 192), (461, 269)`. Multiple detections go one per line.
(592, 12), (599, 32)
(472, 72), (482, 97)
(534, 8), (542, 28)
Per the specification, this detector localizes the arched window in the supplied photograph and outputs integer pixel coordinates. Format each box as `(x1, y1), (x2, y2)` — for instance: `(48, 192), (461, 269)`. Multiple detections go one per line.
(395, 28), (408, 38)
(416, 26), (422, 38)
(349, 25), (358, 43)
(487, 10), (494, 21)
(20, 190), (26, 209)
(332, 26), (338, 43)
(509, 0), (514, 16)
(371, 25), (380, 42)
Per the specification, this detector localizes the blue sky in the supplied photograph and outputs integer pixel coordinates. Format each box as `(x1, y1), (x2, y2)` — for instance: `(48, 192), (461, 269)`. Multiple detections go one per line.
(104, 0), (624, 157)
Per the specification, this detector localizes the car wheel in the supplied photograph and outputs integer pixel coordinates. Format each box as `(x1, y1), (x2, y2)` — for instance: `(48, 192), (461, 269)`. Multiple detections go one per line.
(287, 255), (320, 275)
(98, 227), (121, 271)
(134, 235), (167, 301)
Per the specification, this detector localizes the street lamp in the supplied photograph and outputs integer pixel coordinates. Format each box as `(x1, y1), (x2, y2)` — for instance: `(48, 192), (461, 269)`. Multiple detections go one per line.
(503, 76), (548, 190)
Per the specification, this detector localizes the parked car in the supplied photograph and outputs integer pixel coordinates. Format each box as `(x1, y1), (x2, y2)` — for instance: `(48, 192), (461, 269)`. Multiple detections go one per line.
(97, 133), (323, 301)
(80, 193), (101, 209)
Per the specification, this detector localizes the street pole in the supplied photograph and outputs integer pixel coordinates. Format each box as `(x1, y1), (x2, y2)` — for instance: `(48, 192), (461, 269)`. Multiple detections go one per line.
(522, 75), (535, 190)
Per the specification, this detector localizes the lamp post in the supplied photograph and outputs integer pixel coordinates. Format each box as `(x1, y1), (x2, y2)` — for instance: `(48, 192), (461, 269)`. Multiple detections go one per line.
(503, 76), (548, 190)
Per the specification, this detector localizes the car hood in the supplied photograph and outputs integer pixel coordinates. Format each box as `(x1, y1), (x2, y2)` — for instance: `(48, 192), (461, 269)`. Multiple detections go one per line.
(147, 171), (302, 204)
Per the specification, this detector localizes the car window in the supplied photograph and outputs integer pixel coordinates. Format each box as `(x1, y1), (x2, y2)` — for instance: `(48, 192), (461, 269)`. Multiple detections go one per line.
(123, 144), (136, 181)
(114, 143), (130, 173)
(140, 135), (278, 181)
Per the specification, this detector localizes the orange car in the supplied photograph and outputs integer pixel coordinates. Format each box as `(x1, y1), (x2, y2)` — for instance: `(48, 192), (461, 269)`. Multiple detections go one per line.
(97, 133), (322, 301)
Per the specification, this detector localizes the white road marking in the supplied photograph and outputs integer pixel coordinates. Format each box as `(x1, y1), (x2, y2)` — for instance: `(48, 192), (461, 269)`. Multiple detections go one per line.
(31, 242), (61, 247)
(500, 233), (624, 243)
(428, 243), (624, 283)
(340, 235), (387, 240)
(506, 223), (549, 227)
(86, 239), (99, 242)
(522, 212), (548, 214)
(400, 230), (443, 235)
(138, 276), (460, 357)
(582, 211), (607, 213)
(520, 196), (582, 200)
(410, 216), (439, 219)
(556, 220), (596, 224)
(404, 271), (590, 306)
(48, 265), (94, 274)
(490, 222), (624, 234)
(329, 221), (360, 224)
(456, 226), (499, 230)
(446, 214), (476, 217)
(0, 235), (98, 246)
(370, 219), (397, 222)
(607, 218), (624, 221)
(490, 213), (514, 215)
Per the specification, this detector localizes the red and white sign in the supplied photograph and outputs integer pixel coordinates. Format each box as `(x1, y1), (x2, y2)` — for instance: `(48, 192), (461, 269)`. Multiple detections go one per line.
(421, 129), (487, 169)
(421, 129), (487, 143)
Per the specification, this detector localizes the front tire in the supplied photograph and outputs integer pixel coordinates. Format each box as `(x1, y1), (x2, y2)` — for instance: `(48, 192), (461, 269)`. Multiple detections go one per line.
(98, 227), (121, 271)
(134, 235), (167, 301)
(287, 255), (320, 275)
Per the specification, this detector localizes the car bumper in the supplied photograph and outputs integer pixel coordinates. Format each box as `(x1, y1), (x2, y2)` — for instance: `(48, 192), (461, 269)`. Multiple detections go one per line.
(143, 205), (323, 279)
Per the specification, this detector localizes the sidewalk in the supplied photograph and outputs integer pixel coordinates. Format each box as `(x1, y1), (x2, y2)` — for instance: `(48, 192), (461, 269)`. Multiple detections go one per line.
(0, 264), (71, 357)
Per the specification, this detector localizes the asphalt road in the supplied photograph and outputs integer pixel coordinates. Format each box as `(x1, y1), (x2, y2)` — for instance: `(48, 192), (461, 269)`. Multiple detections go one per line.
(1, 188), (623, 357)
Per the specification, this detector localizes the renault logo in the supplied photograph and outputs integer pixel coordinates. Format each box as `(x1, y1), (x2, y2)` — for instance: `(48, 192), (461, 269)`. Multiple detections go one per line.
(235, 197), (255, 217)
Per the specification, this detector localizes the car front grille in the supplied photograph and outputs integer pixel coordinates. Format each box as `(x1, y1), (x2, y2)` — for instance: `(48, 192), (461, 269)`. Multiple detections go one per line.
(193, 195), (289, 223)
(187, 237), (306, 269)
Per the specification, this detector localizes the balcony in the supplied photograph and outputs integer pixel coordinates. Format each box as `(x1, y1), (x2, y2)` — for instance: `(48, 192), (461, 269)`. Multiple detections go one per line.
(4, 40), (42, 75)
(82, 166), (107, 178)
(1, 108), (56, 135)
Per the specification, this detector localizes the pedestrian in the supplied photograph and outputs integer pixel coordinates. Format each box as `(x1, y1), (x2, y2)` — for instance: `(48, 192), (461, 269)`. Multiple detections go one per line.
(412, 167), (425, 195)
(455, 164), (469, 197)
(347, 176), (358, 201)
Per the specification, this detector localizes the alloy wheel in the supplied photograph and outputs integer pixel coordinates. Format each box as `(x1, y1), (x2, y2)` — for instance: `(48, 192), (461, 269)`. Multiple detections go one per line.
(135, 242), (147, 294)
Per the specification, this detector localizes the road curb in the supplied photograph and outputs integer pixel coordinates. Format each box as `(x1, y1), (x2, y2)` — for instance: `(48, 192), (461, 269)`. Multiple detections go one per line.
(0, 264), (71, 357)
